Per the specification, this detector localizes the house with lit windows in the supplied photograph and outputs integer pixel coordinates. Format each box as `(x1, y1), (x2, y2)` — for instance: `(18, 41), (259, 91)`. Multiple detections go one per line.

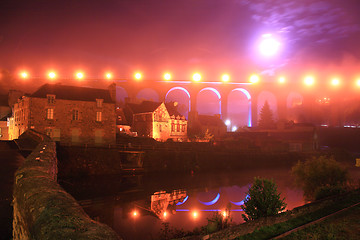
(8, 83), (116, 145)
(124, 100), (187, 142)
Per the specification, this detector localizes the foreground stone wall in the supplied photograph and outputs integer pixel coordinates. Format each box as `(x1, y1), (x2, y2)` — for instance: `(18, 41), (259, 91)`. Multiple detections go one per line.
(12, 130), (120, 239)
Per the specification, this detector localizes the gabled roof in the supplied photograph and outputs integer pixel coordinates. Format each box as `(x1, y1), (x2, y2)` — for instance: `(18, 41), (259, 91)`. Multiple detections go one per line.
(116, 107), (129, 125)
(198, 115), (226, 127)
(165, 102), (185, 118)
(127, 101), (162, 114)
(31, 84), (114, 103)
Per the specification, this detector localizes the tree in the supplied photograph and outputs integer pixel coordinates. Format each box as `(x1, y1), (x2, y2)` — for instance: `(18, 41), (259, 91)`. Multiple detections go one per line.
(258, 100), (275, 129)
(291, 156), (349, 201)
(241, 177), (286, 221)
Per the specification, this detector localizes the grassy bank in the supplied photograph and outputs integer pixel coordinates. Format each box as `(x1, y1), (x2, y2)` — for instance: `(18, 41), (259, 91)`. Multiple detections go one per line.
(184, 189), (360, 240)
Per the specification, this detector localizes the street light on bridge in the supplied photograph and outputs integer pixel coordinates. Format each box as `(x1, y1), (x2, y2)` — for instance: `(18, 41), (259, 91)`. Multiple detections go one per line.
(249, 74), (259, 84)
(48, 72), (56, 80)
(164, 73), (171, 81)
(278, 76), (286, 84)
(105, 72), (112, 80)
(134, 72), (142, 80)
(356, 79), (360, 87)
(192, 73), (201, 82)
(304, 76), (315, 86)
(76, 72), (84, 80)
(20, 71), (29, 79)
(221, 74), (230, 82)
(331, 78), (340, 87)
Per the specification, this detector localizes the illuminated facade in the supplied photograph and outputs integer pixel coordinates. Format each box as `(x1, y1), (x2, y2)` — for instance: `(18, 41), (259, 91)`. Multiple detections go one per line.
(9, 84), (116, 145)
(125, 101), (188, 142)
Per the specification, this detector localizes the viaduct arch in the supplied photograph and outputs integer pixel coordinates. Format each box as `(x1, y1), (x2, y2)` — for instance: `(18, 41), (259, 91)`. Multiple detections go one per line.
(113, 79), (309, 127)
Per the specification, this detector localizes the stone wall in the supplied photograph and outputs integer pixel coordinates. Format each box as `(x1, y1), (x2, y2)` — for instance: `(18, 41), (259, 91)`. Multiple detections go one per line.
(12, 130), (120, 239)
(11, 96), (116, 145)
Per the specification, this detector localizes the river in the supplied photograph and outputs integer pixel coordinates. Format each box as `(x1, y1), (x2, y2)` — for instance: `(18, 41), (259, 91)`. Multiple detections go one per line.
(61, 166), (305, 239)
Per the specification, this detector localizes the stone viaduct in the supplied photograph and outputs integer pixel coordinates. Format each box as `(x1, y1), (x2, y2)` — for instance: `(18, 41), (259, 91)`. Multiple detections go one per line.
(112, 78), (347, 127)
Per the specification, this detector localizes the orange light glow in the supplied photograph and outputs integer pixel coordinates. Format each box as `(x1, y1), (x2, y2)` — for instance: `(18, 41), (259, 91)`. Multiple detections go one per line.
(192, 73), (201, 82)
(331, 78), (340, 86)
(249, 74), (259, 83)
(134, 72), (142, 80)
(20, 72), (28, 79)
(163, 211), (167, 218)
(48, 72), (56, 79)
(304, 76), (315, 86)
(164, 73), (171, 80)
(105, 73), (112, 79)
(356, 79), (360, 87)
(222, 211), (227, 218)
(278, 76), (285, 84)
(76, 72), (84, 79)
(222, 74), (230, 82)
(192, 211), (198, 219)
(132, 210), (138, 217)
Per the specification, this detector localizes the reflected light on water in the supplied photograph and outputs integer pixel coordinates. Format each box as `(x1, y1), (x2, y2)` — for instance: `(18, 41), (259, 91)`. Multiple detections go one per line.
(192, 211), (198, 219)
(132, 210), (138, 217)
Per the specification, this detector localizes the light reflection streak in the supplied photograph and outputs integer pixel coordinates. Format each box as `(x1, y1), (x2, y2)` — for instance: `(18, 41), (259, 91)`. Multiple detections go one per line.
(176, 196), (189, 205)
(198, 193), (220, 205)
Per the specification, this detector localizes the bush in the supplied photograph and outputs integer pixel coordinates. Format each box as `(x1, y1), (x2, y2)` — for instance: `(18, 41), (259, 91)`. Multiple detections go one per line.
(241, 177), (286, 221)
(314, 185), (347, 201)
(292, 155), (349, 201)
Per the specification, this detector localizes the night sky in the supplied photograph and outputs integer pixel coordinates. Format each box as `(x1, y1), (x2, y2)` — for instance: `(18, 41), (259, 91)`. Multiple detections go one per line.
(1, 0), (360, 84)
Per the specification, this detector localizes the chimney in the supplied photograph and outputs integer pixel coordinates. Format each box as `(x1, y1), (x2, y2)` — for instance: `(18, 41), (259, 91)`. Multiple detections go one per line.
(108, 83), (116, 103)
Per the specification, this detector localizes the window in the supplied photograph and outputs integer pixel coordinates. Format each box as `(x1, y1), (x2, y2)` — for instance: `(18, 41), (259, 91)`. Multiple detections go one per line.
(96, 111), (102, 122)
(47, 95), (55, 104)
(171, 123), (175, 132)
(182, 124), (186, 132)
(71, 128), (80, 143)
(177, 123), (180, 132)
(96, 99), (103, 108)
(47, 108), (54, 119)
(72, 110), (79, 120)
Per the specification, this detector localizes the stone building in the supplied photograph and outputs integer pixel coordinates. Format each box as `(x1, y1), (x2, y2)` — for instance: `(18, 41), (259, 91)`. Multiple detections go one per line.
(9, 84), (116, 145)
(124, 100), (187, 142)
(188, 112), (227, 139)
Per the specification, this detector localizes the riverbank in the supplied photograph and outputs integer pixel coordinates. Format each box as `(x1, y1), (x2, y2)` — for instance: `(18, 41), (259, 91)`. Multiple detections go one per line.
(177, 188), (360, 240)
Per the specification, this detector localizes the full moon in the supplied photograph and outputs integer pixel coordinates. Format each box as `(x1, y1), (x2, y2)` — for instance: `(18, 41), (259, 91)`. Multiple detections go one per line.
(258, 34), (281, 57)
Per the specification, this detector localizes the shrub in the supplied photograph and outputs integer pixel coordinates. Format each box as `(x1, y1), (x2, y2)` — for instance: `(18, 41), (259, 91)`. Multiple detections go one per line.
(241, 177), (286, 221)
(292, 155), (349, 201)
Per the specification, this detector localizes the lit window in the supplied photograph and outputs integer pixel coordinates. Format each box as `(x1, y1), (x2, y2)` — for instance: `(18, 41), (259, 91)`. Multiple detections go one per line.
(182, 124), (186, 132)
(72, 110), (79, 120)
(96, 111), (102, 122)
(96, 99), (103, 108)
(171, 123), (175, 132)
(47, 108), (54, 120)
(177, 124), (180, 132)
(47, 95), (56, 104)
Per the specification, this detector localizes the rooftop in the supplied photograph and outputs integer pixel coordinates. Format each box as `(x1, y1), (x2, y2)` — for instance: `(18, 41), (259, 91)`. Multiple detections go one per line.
(31, 84), (114, 103)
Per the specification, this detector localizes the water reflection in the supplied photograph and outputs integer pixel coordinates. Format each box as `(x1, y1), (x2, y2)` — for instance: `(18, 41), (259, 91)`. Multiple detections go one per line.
(65, 169), (304, 239)
(151, 190), (187, 219)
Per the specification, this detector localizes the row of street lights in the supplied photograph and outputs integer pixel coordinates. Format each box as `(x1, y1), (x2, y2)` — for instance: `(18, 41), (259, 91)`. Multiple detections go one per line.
(16, 70), (360, 87)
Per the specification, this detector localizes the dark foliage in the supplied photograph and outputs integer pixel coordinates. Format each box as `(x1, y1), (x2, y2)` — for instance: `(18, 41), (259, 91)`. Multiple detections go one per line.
(241, 177), (286, 221)
(258, 100), (275, 129)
